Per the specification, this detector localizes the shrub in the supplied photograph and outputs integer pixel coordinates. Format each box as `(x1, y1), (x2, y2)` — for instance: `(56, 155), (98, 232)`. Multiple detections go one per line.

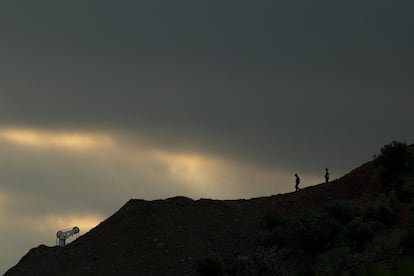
(230, 247), (283, 276)
(362, 196), (396, 227)
(260, 212), (341, 254)
(258, 226), (286, 248)
(197, 256), (223, 276)
(401, 210), (414, 255)
(323, 200), (356, 224)
(288, 212), (341, 254)
(316, 246), (353, 274)
(374, 141), (414, 183)
(263, 212), (286, 230)
(345, 217), (384, 251)
(402, 230), (414, 255)
(403, 176), (414, 194)
(229, 246), (312, 276)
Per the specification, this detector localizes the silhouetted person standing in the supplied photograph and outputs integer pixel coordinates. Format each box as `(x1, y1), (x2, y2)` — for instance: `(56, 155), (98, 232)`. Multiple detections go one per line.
(295, 174), (300, 191)
(325, 168), (330, 183)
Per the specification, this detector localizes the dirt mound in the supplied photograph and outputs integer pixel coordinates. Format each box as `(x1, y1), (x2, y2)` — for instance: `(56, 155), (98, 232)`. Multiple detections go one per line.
(5, 161), (383, 276)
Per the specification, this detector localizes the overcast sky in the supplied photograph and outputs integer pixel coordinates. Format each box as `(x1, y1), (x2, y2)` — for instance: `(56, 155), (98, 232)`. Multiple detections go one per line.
(1, 0), (414, 273)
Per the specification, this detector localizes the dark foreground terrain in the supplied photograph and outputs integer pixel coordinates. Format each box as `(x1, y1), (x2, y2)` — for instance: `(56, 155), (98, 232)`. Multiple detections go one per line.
(6, 143), (414, 275)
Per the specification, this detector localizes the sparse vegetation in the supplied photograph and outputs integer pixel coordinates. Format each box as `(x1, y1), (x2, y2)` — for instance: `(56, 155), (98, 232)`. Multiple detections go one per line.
(401, 200), (414, 255)
(197, 256), (224, 276)
(344, 217), (384, 251)
(287, 212), (341, 254)
(263, 211), (286, 230)
(374, 141), (414, 183)
(222, 184), (410, 275)
(322, 200), (358, 224)
(194, 142), (414, 276)
(362, 196), (396, 227)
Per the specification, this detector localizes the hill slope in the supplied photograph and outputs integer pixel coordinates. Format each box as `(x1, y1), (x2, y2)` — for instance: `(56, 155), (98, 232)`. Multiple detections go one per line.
(5, 159), (391, 275)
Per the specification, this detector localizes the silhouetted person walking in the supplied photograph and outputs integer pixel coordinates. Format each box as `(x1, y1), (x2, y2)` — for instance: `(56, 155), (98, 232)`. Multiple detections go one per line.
(295, 173), (300, 191)
(325, 168), (330, 183)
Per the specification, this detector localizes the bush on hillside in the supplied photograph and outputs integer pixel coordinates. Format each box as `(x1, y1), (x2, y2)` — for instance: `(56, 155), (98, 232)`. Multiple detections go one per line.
(229, 246), (316, 276)
(401, 228), (414, 255)
(323, 200), (357, 225)
(344, 217), (385, 251)
(260, 211), (341, 254)
(229, 247), (287, 276)
(401, 201), (414, 255)
(363, 206), (393, 227)
(315, 246), (354, 274)
(375, 141), (414, 183)
(288, 212), (341, 254)
(259, 226), (286, 248)
(263, 212), (286, 230)
(197, 256), (223, 276)
(362, 197), (396, 227)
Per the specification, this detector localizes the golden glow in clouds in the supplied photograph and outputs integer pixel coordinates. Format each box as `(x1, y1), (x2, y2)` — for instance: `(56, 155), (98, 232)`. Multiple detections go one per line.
(0, 128), (113, 149)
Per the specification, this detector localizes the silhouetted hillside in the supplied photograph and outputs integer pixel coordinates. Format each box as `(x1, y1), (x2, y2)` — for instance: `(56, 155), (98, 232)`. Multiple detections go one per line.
(5, 143), (414, 275)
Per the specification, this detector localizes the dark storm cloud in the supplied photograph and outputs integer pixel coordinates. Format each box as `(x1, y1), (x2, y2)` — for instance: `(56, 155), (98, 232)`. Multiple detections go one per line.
(1, 0), (413, 173)
(2, 0), (414, 71)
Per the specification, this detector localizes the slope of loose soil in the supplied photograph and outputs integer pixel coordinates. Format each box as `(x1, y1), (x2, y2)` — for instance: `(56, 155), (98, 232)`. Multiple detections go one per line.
(5, 161), (383, 276)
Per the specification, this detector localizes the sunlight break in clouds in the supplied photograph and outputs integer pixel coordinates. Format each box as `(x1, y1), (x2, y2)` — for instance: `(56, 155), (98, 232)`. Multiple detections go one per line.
(0, 126), (321, 198)
(149, 149), (322, 198)
(6, 212), (104, 244)
(0, 127), (246, 196)
(0, 128), (114, 150)
(150, 150), (226, 194)
(0, 188), (103, 235)
(26, 213), (104, 236)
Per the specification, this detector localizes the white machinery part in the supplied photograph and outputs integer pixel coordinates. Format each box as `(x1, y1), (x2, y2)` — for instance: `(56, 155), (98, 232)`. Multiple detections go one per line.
(56, 226), (80, 247)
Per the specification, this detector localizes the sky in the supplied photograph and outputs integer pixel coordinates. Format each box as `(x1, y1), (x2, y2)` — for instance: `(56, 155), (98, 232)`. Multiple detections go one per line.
(1, 0), (414, 273)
